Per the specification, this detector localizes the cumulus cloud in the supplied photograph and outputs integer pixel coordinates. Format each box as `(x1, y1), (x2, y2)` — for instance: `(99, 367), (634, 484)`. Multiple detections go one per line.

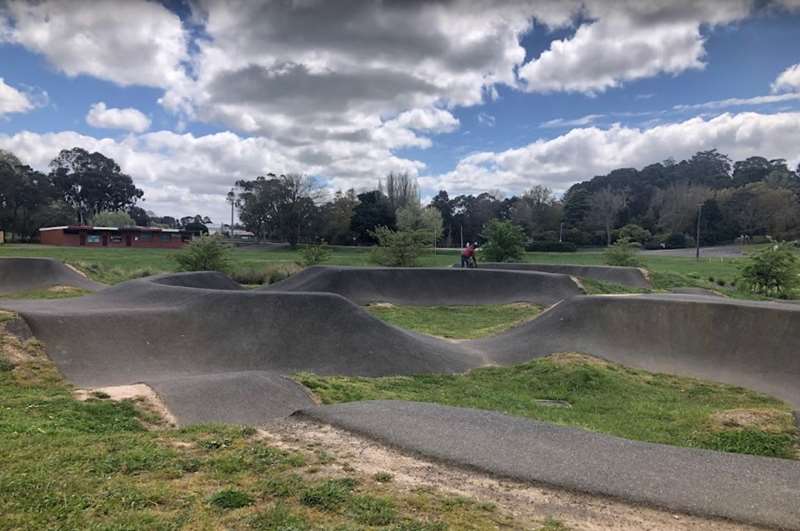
(425, 111), (800, 196)
(86, 102), (151, 133)
(519, 0), (752, 94)
(0, 0), (189, 88)
(772, 64), (800, 93)
(0, 78), (32, 116)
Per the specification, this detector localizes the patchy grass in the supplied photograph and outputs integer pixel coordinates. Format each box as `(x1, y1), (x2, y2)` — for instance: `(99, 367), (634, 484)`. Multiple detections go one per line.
(297, 353), (798, 459)
(367, 303), (543, 339)
(0, 285), (92, 300)
(0, 321), (544, 529)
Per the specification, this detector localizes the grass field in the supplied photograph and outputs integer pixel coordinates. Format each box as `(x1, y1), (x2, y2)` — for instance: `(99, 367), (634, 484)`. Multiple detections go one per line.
(0, 319), (558, 530)
(297, 353), (799, 460)
(366, 304), (543, 339)
(0, 243), (748, 293)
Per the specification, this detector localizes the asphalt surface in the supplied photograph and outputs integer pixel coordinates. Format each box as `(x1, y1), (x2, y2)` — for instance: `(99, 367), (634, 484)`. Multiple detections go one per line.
(263, 266), (582, 305)
(0, 257), (105, 294)
(298, 400), (800, 529)
(473, 262), (651, 288)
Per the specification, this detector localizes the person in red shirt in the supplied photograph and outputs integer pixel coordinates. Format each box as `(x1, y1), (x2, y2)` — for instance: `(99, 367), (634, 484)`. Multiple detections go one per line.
(461, 242), (478, 268)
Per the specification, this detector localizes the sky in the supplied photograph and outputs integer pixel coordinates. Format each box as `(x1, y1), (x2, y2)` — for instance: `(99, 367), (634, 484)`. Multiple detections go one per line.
(1, 0), (800, 223)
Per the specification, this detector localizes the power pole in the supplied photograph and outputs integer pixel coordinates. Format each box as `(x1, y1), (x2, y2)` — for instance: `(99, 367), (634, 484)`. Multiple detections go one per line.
(559, 222), (564, 243)
(695, 203), (702, 262)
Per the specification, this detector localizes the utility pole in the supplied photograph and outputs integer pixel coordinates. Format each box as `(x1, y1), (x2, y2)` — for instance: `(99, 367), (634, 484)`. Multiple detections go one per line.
(695, 203), (702, 262)
(226, 188), (236, 238)
(460, 224), (463, 249)
(559, 222), (564, 243)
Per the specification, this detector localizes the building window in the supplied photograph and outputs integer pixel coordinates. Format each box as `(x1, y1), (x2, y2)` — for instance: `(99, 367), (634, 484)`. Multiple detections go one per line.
(87, 234), (101, 244)
(110, 236), (122, 244)
(139, 233), (153, 241)
(159, 233), (171, 241)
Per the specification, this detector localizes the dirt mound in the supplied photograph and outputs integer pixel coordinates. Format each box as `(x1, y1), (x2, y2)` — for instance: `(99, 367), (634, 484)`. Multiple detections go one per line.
(0, 257), (105, 294)
(264, 266), (582, 305)
(473, 294), (800, 408)
(474, 262), (651, 288)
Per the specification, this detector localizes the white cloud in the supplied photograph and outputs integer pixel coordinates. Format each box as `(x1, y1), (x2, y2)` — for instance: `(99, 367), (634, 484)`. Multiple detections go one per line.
(772, 64), (800, 93)
(519, 1), (753, 94)
(0, 0), (189, 88)
(0, 78), (32, 116)
(86, 102), (151, 133)
(540, 114), (605, 128)
(477, 113), (496, 127)
(425, 112), (800, 196)
(674, 92), (800, 111)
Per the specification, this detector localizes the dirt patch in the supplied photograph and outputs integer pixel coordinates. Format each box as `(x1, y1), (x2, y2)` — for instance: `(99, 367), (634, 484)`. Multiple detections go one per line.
(710, 408), (795, 434)
(258, 418), (754, 530)
(46, 285), (86, 295)
(368, 302), (395, 308)
(75, 384), (177, 427)
(546, 352), (611, 368)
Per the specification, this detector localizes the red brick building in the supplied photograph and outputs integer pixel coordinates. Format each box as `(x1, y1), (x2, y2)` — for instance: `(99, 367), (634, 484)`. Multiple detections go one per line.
(39, 226), (191, 249)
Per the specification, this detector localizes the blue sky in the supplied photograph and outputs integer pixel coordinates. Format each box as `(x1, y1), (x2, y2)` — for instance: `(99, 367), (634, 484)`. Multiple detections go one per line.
(1, 1), (799, 221)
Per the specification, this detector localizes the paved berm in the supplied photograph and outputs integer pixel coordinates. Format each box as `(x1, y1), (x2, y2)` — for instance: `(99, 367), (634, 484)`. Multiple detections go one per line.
(0, 257), (104, 293)
(473, 262), (651, 288)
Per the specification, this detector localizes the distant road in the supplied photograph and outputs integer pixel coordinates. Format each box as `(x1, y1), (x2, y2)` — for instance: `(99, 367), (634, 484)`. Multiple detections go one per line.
(640, 244), (745, 258)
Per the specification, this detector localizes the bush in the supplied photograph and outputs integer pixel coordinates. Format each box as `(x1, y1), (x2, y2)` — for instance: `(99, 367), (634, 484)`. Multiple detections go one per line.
(90, 210), (135, 227)
(738, 242), (800, 298)
(479, 220), (526, 262)
(174, 235), (232, 273)
(525, 241), (577, 253)
(369, 227), (428, 267)
(616, 224), (651, 244)
(298, 241), (331, 267)
(603, 238), (642, 267)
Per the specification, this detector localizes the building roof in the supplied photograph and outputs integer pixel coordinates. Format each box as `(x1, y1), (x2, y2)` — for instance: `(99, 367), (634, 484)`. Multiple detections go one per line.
(39, 225), (185, 233)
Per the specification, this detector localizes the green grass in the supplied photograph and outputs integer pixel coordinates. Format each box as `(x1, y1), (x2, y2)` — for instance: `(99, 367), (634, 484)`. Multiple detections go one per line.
(0, 322), (539, 530)
(367, 303), (543, 339)
(296, 353), (798, 459)
(0, 286), (92, 300)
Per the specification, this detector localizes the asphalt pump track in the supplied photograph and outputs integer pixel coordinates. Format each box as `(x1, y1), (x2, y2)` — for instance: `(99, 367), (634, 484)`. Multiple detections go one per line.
(1, 262), (799, 528)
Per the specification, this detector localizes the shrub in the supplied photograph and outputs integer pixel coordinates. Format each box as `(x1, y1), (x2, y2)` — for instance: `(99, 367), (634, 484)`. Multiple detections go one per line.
(298, 241), (331, 267)
(479, 219), (526, 262)
(664, 232), (689, 249)
(174, 235), (232, 273)
(208, 489), (253, 509)
(738, 242), (800, 298)
(525, 241), (577, 253)
(369, 227), (428, 267)
(603, 238), (642, 267)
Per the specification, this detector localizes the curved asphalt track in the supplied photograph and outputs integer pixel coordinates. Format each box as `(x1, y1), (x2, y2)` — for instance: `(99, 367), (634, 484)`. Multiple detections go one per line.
(0, 257), (105, 294)
(299, 401), (800, 529)
(2, 263), (799, 527)
(263, 265), (582, 305)
(473, 262), (651, 289)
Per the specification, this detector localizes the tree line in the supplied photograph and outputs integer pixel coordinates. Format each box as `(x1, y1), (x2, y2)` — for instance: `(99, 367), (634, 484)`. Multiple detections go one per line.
(0, 147), (213, 240)
(4, 145), (799, 249)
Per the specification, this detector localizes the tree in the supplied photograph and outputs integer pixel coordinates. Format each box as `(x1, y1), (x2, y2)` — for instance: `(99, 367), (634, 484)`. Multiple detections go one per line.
(430, 190), (454, 245)
(350, 190), (395, 244)
(588, 187), (628, 246)
(49, 147), (143, 224)
(381, 172), (419, 212)
(320, 189), (358, 244)
(396, 203), (443, 245)
(479, 219), (525, 262)
(0, 150), (60, 240)
(91, 210), (135, 227)
(236, 173), (321, 247)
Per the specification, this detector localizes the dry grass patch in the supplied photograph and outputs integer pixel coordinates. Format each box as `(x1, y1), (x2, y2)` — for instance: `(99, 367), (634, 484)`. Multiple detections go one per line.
(546, 352), (611, 368)
(710, 408), (796, 434)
